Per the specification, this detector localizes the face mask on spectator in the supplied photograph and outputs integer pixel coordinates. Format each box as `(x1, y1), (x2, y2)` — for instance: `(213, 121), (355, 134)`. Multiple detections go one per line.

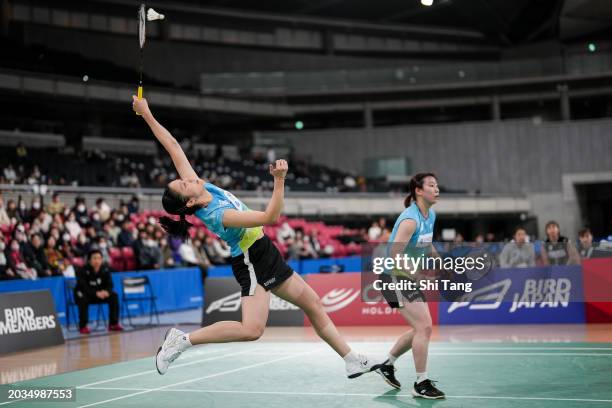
(0, 242), (5, 250)
(99, 241), (107, 249)
(160, 239), (167, 246)
(32, 202), (41, 210)
(92, 213), (100, 221)
(77, 204), (86, 212)
(11, 243), (19, 251)
(79, 236), (87, 244)
(63, 233), (71, 242)
(116, 215), (125, 222)
(19, 202), (26, 211)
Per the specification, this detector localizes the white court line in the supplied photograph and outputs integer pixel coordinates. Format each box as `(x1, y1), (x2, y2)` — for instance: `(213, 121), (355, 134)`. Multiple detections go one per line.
(80, 387), (612, 404)
(428, 352), (612, 356)
(0, 348), (237, 406)
(429, 347), (612, 351)
(76, 349), (322, 408)
(79, 348), (248, 389)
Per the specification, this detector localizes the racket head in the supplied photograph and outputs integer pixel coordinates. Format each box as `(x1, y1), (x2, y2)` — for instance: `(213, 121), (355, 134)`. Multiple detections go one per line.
(138, 4), (146, 49)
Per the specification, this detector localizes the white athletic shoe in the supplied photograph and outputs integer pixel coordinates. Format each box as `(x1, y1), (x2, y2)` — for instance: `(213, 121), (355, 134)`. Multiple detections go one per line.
(155, 328), (187, 375)
(346, 353), (383, 379)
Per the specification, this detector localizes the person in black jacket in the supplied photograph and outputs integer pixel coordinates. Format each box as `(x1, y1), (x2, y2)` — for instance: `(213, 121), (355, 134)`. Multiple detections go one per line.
(74, 250), (124, 334)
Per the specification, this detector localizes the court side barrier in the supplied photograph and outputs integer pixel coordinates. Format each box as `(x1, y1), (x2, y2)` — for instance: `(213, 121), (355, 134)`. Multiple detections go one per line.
(583, 258), (612, 323)
(0, 267), (202, 325)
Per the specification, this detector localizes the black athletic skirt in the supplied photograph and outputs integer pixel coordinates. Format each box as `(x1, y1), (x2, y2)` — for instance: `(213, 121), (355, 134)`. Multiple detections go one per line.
(380, 273), (426, 308)
(230, 235), (294, 297)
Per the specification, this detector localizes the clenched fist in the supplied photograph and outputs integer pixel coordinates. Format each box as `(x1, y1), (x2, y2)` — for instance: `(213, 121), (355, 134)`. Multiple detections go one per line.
(269, 159), (288, 179)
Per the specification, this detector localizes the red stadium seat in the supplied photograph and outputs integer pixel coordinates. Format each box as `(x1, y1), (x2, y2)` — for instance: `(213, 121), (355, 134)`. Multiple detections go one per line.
(109, 247), (124, 271)
(121, 247), (137, 271)
(71, 257), (85, 268)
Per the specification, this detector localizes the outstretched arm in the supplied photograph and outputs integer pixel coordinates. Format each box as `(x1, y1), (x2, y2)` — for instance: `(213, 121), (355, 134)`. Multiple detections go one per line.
(132, 96), (199, 181)
(223, 160), (288, 228)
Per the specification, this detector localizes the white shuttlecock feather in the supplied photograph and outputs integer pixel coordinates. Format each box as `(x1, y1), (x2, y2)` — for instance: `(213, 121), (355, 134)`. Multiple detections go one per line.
(147, 8), (165, 21)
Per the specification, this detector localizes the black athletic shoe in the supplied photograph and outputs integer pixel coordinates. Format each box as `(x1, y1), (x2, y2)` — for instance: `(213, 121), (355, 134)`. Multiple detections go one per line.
(412, 379), (445, 399)
(376, 360), (401, 389)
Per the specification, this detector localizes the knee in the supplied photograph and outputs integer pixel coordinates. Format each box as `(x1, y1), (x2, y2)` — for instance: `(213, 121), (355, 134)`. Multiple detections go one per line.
(303, 293), (325, 316)
(414, 322), (432, 338)
(242, 325), (265, 341)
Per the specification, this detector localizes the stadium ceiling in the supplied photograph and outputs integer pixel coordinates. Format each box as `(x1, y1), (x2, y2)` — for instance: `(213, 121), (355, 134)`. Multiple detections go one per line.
(167, 0), (610, 45)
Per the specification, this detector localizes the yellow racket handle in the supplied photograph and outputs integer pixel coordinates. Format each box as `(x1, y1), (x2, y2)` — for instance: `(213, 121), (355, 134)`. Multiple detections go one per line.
(136, 86), (143, 116)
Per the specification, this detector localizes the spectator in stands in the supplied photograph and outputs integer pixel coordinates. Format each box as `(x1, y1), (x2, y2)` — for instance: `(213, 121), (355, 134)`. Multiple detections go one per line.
(159, 236), (174, 268)
(203, 236), (226, 265)
(17, 197), (28, 222)
(296, 230), (317, 259)
(30, 209), (52, 235)
(5, 199), (20, 223)
(44, 235), (74, 277)
(73, 232), (91, 258)
(64, 212), (82, 240)
(211, 239), (231, 264)
(0, 239), (18, 280)
(6, 238), (36, 280)
(499, 227), (535, 268)
(22, 195), (42, 224)
(132, 230), (160, 270)
(578, 228), (594, 259)
(117, 220), (134, 247)
(94, 198), (112, 222)
(541, 221), (580, 265)
(3, 165), (17, 184)
(72, 197), (90, 226)
(308, 229), (324, 258)
(91, 236), (111, 266)
(24, 234), (53, 278)
(46, 193), (65, 216)
(127, 195), (140, 214)
(74, 250), (123, 335)
(368, 221), (382, 241)
(103, 219), (121, 245)
(180, 239), (210, 282)
(0, 196), (10, 226)
(277, 222), (296, 245)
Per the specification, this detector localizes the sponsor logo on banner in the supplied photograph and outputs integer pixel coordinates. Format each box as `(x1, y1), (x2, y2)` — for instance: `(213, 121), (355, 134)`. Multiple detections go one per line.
(439, 266), (585, 324)
(304, 273), (438, 326)
(204, 278), (303, 326)
(0, 290), (64, 354)
(206, 291), (299, 314)
(447, 278), (572, 314)
(320, 288), (360, 313)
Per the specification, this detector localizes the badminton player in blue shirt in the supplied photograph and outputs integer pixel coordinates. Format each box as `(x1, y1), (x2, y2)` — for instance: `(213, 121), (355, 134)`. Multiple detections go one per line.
(132, 96), (383, 380)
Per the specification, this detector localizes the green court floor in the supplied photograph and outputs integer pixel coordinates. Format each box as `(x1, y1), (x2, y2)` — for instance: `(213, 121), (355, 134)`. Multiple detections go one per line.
(1, 342), (611, 407)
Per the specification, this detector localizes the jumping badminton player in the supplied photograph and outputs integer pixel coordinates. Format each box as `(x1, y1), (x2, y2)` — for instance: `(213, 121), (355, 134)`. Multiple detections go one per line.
(375, 173), (445, 399)
(131, 96), (382, 379)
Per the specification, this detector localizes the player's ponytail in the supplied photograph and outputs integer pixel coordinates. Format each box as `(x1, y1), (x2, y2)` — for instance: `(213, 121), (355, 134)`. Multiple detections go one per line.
(159, 187), (196, 239)
(404, 172), (437, 208)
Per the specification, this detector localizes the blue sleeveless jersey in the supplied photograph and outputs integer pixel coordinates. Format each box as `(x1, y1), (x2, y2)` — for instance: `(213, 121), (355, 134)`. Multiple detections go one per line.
(388, 202), (436, 246)
(384, 202), (436, 276)
(194, 183), (263, 257)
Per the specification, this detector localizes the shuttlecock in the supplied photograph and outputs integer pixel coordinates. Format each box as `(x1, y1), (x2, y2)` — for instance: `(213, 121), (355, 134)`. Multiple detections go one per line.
(147, 8), (165, 21)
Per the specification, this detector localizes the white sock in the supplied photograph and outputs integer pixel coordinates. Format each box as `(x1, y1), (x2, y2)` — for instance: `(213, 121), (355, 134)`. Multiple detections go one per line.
(416, 371), (428, 384)
(343, 350), (359, 363)
(388, 354), (397, 364)
(179, 333), (193, 351)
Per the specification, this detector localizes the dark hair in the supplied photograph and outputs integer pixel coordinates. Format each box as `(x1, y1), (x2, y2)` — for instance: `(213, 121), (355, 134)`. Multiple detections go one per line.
(158, 187), (197, 239)
(87, 249), (103, 260)
(404, 172), (437, 208)
(514, 226), (527, 235)
(578, 228), (591, 237)
(545, 220), (560, 231)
